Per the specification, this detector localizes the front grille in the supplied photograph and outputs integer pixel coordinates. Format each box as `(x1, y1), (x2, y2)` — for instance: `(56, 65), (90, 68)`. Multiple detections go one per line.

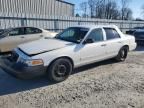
(8, 52), (19, 62)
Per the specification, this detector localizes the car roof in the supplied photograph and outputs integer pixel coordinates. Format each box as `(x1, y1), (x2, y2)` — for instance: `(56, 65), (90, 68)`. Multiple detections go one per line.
(71, 25), (118, 29)
(6, 26), (43, 30)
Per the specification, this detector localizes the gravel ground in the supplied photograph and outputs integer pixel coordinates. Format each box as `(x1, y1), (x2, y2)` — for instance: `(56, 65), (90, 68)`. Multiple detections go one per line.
(0, 46), (144, 108)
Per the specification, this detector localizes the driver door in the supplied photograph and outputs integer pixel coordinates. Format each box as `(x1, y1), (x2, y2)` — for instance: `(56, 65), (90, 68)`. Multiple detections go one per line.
(79, 28), (107, 65)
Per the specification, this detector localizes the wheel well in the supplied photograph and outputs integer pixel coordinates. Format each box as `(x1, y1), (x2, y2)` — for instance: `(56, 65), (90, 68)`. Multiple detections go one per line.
(48, 56), (74, 69)
(123, 45), (129, 51)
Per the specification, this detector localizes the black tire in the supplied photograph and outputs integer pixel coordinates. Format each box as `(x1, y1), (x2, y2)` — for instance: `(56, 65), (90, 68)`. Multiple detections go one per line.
(115, 46), (128, 62)
(47, 58), (73, 83)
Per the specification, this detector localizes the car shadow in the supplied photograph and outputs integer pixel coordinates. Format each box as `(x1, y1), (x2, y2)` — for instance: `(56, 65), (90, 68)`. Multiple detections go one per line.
(73, 59), (117, 74)
(0, 59), (118, 96)
(0, 73), (53, 96)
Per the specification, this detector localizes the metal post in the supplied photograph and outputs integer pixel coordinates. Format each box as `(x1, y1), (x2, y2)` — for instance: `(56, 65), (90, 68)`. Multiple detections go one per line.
(54, 19), (59, 32)
(21, 17), (27, 27)
(78, 21), (81, 25)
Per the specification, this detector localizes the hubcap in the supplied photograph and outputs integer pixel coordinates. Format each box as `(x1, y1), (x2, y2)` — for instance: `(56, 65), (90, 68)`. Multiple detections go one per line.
(55, 64), (67, 77)
(58, 65), (66, 75)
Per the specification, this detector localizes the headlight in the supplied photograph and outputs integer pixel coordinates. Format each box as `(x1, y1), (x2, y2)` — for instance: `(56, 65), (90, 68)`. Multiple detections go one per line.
(18, 58), (44, 66)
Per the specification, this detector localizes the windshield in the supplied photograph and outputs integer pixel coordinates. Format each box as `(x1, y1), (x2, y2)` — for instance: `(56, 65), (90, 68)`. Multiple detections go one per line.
(55, 27), (89, 43)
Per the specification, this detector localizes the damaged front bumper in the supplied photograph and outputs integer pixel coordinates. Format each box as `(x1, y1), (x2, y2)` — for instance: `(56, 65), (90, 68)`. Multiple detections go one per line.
(0, 57), (47, 79)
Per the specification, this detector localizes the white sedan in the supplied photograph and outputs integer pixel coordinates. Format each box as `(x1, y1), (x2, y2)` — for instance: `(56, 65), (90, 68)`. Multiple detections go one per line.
(0, 25), (137, 82)
(0, 27), (57, 53)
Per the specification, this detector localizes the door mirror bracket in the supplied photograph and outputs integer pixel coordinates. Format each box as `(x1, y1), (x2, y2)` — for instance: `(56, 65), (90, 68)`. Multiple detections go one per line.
(83, 38), (94, 44)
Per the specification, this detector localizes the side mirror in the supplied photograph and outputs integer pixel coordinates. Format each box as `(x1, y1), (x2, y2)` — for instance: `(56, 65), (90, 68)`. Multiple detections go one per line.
(83, 38), (94, 44)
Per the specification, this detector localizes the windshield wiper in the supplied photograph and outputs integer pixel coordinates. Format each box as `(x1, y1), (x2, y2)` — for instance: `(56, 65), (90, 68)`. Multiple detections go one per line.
(55, 37), (79, 44)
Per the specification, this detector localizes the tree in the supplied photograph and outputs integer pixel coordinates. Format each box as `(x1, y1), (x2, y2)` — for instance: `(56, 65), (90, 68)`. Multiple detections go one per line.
(141, 5), (144, 18)
(75, 13), (80, 17)
(94, 0), (105, 18)
(80, 2), (88, 17)
(95, 0), (121, 19)
(135, 18), (143, 21)
(79, 0), (133, 20)
(124, 8), (133, 20)
(120, 0), (132, 20)
(88, 0), (95, 18)
(105, 0), (120, 19)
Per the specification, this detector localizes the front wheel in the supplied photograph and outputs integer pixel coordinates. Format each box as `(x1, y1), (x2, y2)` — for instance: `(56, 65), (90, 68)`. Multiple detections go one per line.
(115, 46), (128, 62)
(47, 58), (73, 83)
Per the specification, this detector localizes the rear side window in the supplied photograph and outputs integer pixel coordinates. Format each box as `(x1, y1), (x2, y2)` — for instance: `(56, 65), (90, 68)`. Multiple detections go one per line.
(25, 27), (42, 35)
(104, 28), (120, 40)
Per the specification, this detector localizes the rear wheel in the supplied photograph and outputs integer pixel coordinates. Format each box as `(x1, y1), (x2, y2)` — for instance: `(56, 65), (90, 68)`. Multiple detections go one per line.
(115, 46), (128, 62)
(47, 58), (73, 83)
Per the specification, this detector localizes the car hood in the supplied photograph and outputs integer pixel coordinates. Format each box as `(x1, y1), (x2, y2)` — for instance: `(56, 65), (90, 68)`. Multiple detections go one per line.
(18, 38), (73, 55)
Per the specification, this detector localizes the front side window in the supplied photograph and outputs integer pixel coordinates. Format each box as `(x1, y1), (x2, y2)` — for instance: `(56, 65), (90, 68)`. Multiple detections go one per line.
(87, 28), (104, 42)
(56, 27), (89, 43)
(104, 28), (120, 40)
(8, 28), (24, 36)
(25, 27), (42, 35)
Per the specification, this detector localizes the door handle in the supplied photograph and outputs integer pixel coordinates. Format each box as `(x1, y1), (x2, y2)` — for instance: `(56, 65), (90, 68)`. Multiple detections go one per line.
(21, 36), (24, 38)
(101, 44), (107, 47)
(39, 35), (43, 37)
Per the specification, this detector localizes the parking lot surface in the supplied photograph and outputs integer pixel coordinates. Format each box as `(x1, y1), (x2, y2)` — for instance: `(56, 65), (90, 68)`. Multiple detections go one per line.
(0, 46), (144, 108)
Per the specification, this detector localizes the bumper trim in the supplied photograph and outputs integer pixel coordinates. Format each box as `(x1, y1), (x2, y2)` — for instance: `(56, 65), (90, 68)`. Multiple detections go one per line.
(0, 57), (47, 79)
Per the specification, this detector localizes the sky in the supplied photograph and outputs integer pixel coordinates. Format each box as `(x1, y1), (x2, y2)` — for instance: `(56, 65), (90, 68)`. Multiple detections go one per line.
(65, 0), (144, 19)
